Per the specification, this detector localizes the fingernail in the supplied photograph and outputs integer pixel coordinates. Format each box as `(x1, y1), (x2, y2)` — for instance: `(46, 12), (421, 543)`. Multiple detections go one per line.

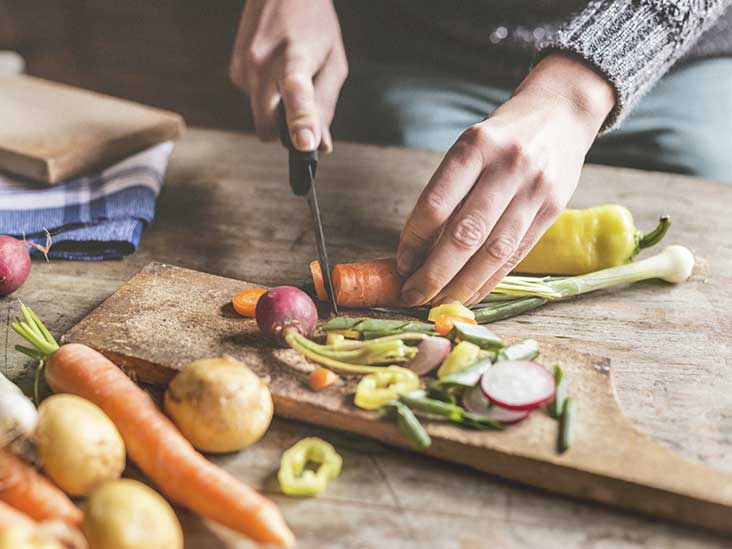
(401, 288), (425, 307)
(397, 248), (415, 276)
(294, 128), (315, 151)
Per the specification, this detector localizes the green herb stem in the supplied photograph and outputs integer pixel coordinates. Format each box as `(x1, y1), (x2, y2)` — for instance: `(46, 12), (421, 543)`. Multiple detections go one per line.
(559, 398), (576, 453)
(547, 365), (567, 420)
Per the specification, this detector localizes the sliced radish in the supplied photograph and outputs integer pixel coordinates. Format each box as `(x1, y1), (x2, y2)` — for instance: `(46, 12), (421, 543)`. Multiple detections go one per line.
(404, 336), (452, 375)
(462, 386), (529, 424)
(480, 360), (555, 411)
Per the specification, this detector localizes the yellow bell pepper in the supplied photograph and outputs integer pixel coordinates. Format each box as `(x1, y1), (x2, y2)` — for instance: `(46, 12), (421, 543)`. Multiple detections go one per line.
(516, 205), (670, 275)
(278, 437), (342, 496)
(437, 341), (481, 378)
(354, 366), (420, 410)
(428, 302), (475, 322)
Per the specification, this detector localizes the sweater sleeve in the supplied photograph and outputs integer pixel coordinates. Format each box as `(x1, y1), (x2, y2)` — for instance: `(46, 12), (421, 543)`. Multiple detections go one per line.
(539, 0), (732, 130)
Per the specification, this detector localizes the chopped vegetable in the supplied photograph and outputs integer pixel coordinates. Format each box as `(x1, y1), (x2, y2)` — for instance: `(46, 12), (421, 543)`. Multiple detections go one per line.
(354, 367), (420, 410)
(437, 341), (481, 378)
(325, 332), (344, 346)
(232, 287), (267, 317)
(403, 336), (452, 375)
(462, 386), (529, 424)
(475, 246), (695, 324)
(256, 286), (317, 347)
(433, 314), (476, 336)
(429, 357), (493, 400)
(480, 360), (555, 411)
(399, 390), (503, 431)
(516, 206), (670, 275)
(13, 308), (294, 547)
(497, 339), (540, 362)
(164, 356), (273, 453)
(0, 236), (46, 297)
(0, 371), (37, 446)
(36, 394), (125, 496)
(325, 317), (435, 338)
(547, 365), (567, 419)
(0, 450), (82, 525)
(83, 479), (183, 549)
(309, 368), (340, 391)
(310, 257), (403, 307)
(428, 302), (475, 322)
(450, 322), (503, 351)
(559, 398), (577, 453)
(278, 437), (342, 496)
(380, 401), (431, 450)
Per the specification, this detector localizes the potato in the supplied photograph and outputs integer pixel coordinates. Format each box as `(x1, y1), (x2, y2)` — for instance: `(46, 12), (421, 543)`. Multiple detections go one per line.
(82, 479), (182, 549)
(0, 526), (63, 549)
(164, 356), (273, 453)
(37, 394), (125, 496)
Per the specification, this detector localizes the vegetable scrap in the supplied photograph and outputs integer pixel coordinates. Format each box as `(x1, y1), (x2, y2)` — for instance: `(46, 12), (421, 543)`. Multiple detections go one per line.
(278, 438), (342, 496)
(354, 367), (419, 410)
(232, 287), (267, 317)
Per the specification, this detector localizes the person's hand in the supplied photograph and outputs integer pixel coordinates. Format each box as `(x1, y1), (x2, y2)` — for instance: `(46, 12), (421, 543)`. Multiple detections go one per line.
(229, 0), (347, 152)
(396, 53), (615, 306)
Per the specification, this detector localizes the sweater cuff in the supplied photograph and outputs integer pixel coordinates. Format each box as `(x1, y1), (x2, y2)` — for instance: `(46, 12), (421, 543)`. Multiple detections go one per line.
(540, 0), (699, 131)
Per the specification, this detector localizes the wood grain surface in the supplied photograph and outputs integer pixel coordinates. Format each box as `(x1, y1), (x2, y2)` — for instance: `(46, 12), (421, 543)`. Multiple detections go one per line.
(3, 129), (731, 548)
(0, 75), (184, 183)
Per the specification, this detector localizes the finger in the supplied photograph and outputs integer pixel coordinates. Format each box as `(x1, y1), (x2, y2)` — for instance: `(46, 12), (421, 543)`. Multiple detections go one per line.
(278, 56), (321, 152)
(400, 163), (518, 306)
(464, 200), (559, 305)
(249, 75), (280, 141)
(396, 126), (488, 277)
(314, 49), (348, 153)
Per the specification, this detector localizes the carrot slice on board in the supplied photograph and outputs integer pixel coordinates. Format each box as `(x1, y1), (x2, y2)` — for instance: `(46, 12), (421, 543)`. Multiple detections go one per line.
(310, 258), (405, 308)
(232, 287), (267, 317)
(308, 368), (340, 391)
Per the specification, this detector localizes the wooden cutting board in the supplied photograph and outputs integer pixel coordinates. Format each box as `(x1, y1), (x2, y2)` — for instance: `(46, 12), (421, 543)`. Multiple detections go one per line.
(0, 75), (184, 183)
(62, 262), (732, 534)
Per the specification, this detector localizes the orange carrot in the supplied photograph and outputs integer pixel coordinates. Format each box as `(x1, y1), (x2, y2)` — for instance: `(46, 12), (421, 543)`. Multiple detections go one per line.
(308, 368), (340, 391)
(310, 257), (404, 308)
(0, 450), (81, 526)
(232, 287), (267, 317)
(0, 499), (34, 529)
(44, 344), (294, 547)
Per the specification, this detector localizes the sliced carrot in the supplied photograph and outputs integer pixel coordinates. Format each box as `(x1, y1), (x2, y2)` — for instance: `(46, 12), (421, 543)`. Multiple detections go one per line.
(0, 450), (82, 526)
(44, 343), (294, 547)
(311, 258), (404, 308)
(232, 287), (267, 317)
(434, 314), (477, 336)
(308, 368), (340, 391)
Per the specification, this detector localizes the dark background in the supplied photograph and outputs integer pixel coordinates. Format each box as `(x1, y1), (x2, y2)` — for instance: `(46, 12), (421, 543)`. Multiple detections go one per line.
(0, 0), (255, 130)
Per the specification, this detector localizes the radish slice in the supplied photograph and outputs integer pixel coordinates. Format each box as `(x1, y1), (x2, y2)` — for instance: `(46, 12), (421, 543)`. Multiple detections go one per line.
(404, 336), (452, 375)
(462, 386), (529, 424)
(480, 360), (555, 411)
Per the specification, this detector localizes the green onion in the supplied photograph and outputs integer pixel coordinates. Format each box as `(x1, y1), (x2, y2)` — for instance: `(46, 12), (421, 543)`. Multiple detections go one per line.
(547, 365), (567, 420)
(380, 401), (431, 450)
(497, 339), (540, 362)
(399, 390), (503, 431)
(559, 398), (576, 453)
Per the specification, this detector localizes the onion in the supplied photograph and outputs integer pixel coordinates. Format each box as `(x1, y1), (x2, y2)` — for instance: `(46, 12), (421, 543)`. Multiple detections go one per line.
(0, 236), (31, 296)
(256, 286), (318, 347)
(404, 337), (452, 375)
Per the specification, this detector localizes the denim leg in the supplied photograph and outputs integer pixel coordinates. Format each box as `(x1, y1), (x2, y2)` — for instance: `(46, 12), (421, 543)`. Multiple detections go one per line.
(590, 58), (732, 182)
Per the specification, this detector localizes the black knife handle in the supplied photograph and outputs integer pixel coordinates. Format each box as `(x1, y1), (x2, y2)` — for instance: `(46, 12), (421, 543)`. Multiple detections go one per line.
(277, 102), (318, 196)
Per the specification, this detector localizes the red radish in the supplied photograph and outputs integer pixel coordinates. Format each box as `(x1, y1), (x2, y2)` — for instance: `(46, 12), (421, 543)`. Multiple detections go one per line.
(256, 286), (318, 347)
(480, 360), (555, 411)
(404, 336), (452, 375)
(0, 236), (31, 296)
(462, 386), (529, 424)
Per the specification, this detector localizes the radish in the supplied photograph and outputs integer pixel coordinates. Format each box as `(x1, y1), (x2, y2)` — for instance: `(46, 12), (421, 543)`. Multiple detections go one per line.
(404, 336), (452, 375)
(255, 286), (318, 347)
(480, 360), (555, 411)
(462, 386), (529, 424)
(0, 236), (32, 296)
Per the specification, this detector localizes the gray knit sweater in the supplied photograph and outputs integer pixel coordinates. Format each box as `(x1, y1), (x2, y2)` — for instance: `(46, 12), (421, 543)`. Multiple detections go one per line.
(392, 1), (732, 129)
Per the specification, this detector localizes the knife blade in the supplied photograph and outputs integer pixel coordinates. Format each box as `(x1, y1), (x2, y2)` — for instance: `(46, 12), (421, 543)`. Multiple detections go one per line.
(277, 104), (339, 315)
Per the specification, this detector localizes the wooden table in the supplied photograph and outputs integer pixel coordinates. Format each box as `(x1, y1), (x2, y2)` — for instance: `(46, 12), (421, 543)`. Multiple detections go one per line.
(3, 128), (731, 548)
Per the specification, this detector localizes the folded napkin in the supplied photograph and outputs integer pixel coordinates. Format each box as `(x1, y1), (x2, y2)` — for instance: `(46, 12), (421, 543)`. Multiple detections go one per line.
(0, 142), (174, 260)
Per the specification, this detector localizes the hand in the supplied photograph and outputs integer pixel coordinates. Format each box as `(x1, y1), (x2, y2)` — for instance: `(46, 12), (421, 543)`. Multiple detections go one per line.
(229, 0), (347, 152)
(396, 53), (615, 306)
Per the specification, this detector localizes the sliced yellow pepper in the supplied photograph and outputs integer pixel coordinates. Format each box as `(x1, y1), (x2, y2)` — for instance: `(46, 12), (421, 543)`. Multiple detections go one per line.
(428, 301), (475, 322)
(354, 366), (420, 410)
(437, 341), (481, 378)
(278, 437), (342, 496)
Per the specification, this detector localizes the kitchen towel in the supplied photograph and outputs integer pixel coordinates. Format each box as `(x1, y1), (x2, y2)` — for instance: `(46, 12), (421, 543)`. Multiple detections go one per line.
(0, 141), (174, 260)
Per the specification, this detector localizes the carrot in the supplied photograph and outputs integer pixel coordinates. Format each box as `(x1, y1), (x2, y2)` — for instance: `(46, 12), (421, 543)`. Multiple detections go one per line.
(0, 499), (34, 529)
(232, 287), (267, 317)
(310, 257), (404, 308)
(434, 314), (477, 336)
(308, 368), (340, 391)
(0, 450), (81, 526)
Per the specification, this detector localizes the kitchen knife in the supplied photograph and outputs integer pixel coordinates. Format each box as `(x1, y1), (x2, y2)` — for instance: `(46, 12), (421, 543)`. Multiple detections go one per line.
(277, 104), (339, 316)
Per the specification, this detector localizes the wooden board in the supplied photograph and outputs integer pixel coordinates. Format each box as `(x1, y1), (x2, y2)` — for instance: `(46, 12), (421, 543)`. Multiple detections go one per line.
(62, 261), (732, 535)
(0, 75), (185, 183)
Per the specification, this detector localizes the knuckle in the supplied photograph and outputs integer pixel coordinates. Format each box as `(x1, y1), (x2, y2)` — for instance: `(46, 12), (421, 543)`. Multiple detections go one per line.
(484, 234), (517, 261)
(421, 271), (448, 294)
(420, 190), (450, 226)
(500, 140), (529, 169)
(451, 212), (488, 249)
(542, 195), (563, 218)
(460, 124), (493, 149)
(402, 225), (430, 248)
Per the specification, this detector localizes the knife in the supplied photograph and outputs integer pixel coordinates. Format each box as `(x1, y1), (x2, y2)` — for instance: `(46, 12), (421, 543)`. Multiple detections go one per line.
(276, 104), (339, 316)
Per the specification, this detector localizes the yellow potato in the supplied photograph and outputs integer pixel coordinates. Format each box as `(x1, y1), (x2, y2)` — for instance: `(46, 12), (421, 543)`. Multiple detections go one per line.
(37, 394), (125, 497)
(164, 356), (273, 453)
(0, 526), (63, 549)
(82, 479), (182, 549)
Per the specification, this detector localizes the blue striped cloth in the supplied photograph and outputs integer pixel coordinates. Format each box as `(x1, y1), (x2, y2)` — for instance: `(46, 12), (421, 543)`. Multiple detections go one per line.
(0, 142), (173, 260)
